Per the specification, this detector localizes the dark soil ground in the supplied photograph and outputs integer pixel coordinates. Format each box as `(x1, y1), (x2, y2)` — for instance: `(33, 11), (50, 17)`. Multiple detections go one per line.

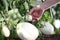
(4, 34), (60, 40)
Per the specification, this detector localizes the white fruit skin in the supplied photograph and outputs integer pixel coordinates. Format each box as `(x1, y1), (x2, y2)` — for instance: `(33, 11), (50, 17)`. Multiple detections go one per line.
(2, 26), (10, 37)
(40, 22), (54, 35)
(26, 15), (32, 21)
(53, 20), (60, 29)
(8, 9), (18, 14)
(16, 22), (39, 40)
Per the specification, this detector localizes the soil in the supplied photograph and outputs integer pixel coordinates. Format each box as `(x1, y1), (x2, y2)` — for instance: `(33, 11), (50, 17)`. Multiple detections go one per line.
(37, 34), (60, 40)
(4, 34), (60, 40)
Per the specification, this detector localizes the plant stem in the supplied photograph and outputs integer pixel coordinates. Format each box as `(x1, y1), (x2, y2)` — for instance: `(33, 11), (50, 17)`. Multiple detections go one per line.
(3, 0), (8, 12)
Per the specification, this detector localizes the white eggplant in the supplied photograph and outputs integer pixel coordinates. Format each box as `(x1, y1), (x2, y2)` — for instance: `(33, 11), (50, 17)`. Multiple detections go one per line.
(26, 15), (32, 21)
(40, 22), (54, 35)
(2, 26), (10, 37)
(53, 19), (60, 29)
(16, 22), (39, 40)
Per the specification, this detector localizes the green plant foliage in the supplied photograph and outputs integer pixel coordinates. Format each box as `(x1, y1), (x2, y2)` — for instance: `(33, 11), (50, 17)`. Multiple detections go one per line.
(0, 0), (60, 40)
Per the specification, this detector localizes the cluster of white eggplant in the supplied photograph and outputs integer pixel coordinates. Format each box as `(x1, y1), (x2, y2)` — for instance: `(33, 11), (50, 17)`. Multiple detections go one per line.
(2, 22), (39, 40)
(2, 9), (39, 40)
(39, 19), (60, 35)
(14, 20), (60, 40)
(1, 0), (60, 40)
(2, 19), (60, 40)
(2, 9), (60, 40)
